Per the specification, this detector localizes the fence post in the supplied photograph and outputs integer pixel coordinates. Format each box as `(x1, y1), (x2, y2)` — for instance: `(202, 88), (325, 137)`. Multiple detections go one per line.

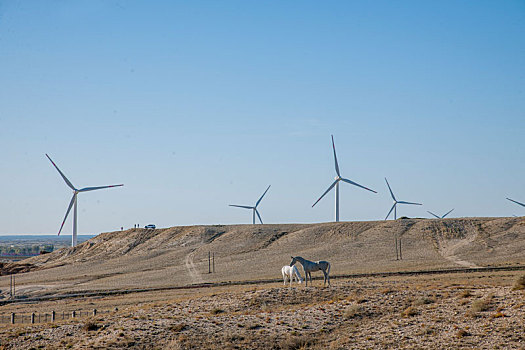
(208, 251), (211, 273)
(399, 238), (402, 260)
(213, 252), (215, 273)
(93, 309), (97, 316)
(395, 235), (399, 260)
(11, 313), (15, 324)
(52, 311), (56, 322)
(31, 313), (35, 324)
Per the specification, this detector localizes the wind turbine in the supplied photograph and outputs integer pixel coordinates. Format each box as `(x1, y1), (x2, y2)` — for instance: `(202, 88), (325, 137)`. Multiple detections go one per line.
(46, 154), (123, 247)
(384, 178), (422, 220)
(229, 185), (270, 224)
(427, 208), (454, 219)
(312, 135), (376, 222)
(506, 198), (525, 208)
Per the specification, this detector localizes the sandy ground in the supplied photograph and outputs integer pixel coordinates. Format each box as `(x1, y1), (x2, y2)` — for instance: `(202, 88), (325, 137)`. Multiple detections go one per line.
(0, 271), (524, 349)
(0, 217), (524, 349)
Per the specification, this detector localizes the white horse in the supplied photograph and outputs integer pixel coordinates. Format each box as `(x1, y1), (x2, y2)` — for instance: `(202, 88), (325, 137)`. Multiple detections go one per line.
(290, 256), (331, 287)
(281, 265), (303, 286)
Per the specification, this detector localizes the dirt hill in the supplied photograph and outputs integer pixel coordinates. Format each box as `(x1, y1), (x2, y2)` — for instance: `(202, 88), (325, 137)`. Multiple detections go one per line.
(2, 217), (524, 299)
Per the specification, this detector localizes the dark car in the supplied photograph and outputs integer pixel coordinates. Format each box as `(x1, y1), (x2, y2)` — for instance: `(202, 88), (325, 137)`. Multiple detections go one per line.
(145, 224), (156, 229)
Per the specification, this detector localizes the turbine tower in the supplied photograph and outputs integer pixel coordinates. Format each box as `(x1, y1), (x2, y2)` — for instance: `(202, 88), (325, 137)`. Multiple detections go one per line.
(427, 208), (454, 219)
(506, 198), (525, 208)
(46, 154), (123, 247)
(384, 178), (422, 220)
(229, 185), (270, 224)
(312, 135), (376, 222)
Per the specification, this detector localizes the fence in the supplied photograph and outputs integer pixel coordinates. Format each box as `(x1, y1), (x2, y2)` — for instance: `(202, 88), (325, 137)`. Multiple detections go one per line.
(0, 309), (112, 325)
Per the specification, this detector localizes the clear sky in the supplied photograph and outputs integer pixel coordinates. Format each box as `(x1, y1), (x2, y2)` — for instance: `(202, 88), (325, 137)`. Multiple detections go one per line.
(1, 1), (524, 235)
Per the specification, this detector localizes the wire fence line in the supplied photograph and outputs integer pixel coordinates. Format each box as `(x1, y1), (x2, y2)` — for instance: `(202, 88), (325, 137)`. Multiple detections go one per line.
(0, 308), (112, 325)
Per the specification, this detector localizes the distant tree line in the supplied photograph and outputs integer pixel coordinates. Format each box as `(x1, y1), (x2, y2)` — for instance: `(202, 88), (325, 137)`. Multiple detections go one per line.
(0, 244), (54, 256)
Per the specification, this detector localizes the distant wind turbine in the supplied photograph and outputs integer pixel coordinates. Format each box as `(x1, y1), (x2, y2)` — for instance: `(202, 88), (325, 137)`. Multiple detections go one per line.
(506, 198), (525, 208)
(427, 209), (454, 219)
(312, 135), (376, 222)
(46, 154), (123, 247)
(384, 178), (422, 220)
(229, 185), (270, 224)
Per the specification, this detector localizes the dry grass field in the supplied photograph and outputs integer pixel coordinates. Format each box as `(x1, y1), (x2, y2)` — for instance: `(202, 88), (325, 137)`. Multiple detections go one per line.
(0, 217), (524, 349)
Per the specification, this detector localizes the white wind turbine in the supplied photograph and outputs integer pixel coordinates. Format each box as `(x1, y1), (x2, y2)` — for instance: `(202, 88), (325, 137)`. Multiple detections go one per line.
(46, 154), (123, 247)
(312, 135), (376, 222)
(506, 198), (525, 208)
(427, 208), (454, 219)
(229, 185), (271, 224)
(384, 178), (422, 220)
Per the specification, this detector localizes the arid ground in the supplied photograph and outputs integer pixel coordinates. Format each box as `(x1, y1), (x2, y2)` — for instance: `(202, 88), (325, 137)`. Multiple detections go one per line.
(0, 217), (524, 349)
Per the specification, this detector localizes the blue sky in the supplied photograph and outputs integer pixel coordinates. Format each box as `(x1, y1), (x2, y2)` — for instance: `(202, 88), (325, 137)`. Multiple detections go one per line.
(1, 1), (524, 234)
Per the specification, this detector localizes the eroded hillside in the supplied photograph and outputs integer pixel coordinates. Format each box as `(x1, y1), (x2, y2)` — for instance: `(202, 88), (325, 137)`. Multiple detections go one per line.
(1, 217), (524, 298)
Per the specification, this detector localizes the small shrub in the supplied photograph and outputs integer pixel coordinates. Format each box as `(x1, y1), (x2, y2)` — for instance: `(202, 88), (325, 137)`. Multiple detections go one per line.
(491, 312), (506, 318)
(343, 304), (363, 320)
(401, 306), (419, 317)
(281, 335), (314, 350)
(169, 324), (187, 333)
(456, 329), (471, 338)
(459, 290), (472, 298)
(413, 297), (435, 306)
(471, 296), (492, 313)
(210, 308), (225, 315)
(512, 275), (525, 290)
(82, 321), (99, 332)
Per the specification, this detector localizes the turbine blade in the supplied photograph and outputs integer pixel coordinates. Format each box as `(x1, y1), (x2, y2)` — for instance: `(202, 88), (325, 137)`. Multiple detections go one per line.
(507, 198), (525, 207)
(255, 209), (263, 224)
(385, 203), (396, 220)
(341, 178), (377, 193)
(331, 135), (340, 177)
(58, 194), (76, 235)
(255, 185), (271, 208)
(397, 201), (422, 205)
(79, 184), (124, 192)
(46, 154), (76, 190)
(384, 178), (396, 201)
(229, 205), (254, 209)
(312, 180), (338, 207)
(442, 208), (454, 218)
(427, 211), (440, 219)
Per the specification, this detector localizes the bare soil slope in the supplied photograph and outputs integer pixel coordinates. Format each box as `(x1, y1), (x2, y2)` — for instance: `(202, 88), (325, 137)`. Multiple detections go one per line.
(2, 217), (524, 299)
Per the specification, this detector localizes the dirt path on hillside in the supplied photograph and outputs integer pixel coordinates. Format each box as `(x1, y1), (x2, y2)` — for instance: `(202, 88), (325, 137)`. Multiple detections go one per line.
(184, 249), (204, 284)
(438, 234), (481, 268)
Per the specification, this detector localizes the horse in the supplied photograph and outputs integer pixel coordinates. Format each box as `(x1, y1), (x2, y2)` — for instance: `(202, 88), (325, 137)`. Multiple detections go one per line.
(290, 256), (331, 287)
(281, 265), (303, 286)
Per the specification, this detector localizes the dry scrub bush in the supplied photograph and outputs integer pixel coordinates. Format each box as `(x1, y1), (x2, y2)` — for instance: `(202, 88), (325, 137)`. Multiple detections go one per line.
(401, 306), (419, 317)
(169, 323), (187, 333)
(210, 308), (225, 315)
(456, 329), (471, 338)
(512, 275), (525, 290)
(281, 334), (315, 350)
(468, 294), (493, 317)
(343, 304), (363, 320)
(413, 296), (435, 306)
(459, 290), (472, 298)
(82, 321), (100, 332)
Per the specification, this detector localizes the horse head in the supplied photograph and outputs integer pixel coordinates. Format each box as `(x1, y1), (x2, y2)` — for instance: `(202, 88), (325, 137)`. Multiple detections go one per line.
(289, 256), (297, 267)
